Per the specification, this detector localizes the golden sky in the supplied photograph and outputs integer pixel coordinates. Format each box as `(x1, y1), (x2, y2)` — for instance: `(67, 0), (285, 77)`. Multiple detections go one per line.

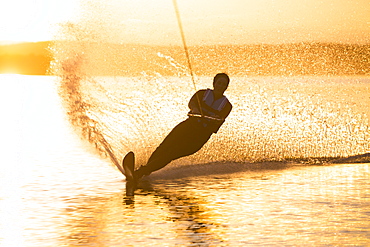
(1, 0), (369, 44)
(0, 0), (80, 43)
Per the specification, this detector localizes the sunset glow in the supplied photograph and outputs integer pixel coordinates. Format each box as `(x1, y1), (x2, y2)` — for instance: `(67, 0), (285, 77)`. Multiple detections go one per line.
(0, 0), (80, 43)
(0, 0), (369, 44)
(0, 0), (369, 246)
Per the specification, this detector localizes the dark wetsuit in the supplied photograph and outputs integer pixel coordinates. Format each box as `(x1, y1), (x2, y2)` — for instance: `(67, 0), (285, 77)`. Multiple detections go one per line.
(134, 89), (232, 179)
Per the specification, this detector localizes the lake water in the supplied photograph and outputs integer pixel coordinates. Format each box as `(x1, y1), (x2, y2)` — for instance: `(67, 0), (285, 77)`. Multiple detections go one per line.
(0, 75), (369, 246)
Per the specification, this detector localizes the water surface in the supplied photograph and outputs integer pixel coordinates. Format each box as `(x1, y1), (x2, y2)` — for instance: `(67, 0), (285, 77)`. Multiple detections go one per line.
(0, 75), (369, 246)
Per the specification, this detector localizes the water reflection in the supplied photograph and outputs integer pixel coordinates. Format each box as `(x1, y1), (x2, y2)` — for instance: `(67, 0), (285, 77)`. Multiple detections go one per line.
(59, 163), (370, 246)
(62, 178), (226, 246)
(134, 179), (226, 246)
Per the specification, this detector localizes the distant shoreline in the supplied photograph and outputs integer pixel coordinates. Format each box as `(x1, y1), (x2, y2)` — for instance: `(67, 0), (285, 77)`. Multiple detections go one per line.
(1, 41), (369, 76)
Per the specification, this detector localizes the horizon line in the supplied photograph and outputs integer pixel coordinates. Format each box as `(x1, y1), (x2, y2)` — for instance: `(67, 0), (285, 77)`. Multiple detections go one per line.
(1, 40), (370, 46)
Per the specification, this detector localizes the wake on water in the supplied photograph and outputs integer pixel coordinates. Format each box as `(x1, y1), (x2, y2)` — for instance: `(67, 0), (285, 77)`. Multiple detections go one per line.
(49, 1), (370, 175)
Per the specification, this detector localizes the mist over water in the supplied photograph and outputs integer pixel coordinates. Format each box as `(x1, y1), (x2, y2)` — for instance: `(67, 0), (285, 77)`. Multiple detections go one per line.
(50, 1), (370, 170)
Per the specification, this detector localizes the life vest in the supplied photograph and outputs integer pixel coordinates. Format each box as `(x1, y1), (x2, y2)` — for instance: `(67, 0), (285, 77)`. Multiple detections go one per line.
(202, 89), (229, 114)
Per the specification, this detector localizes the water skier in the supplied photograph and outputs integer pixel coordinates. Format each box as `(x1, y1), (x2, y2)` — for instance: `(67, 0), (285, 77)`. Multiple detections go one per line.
(126, 73), (233, 185)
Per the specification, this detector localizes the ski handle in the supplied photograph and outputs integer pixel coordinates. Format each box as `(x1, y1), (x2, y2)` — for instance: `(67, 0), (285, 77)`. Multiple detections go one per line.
(187, 113), (224, 122)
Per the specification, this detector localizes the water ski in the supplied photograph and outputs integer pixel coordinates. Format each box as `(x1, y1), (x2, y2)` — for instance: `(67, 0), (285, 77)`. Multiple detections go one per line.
(122, 151), (136, 196)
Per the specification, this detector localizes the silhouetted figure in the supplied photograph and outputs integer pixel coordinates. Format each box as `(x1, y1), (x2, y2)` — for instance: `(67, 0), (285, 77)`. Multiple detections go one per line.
(132, 73), (232, 182)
